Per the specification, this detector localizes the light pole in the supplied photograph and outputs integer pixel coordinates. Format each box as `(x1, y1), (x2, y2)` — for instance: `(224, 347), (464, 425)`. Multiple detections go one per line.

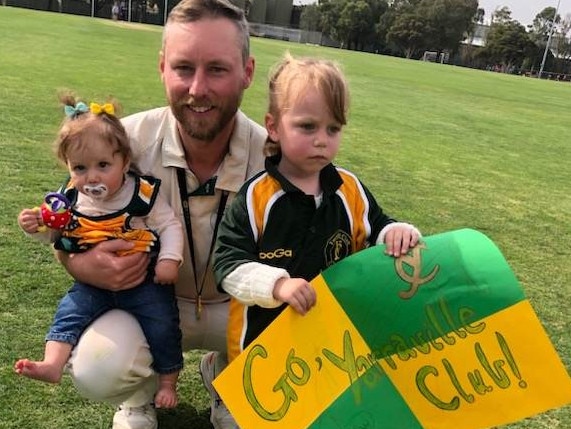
(538, 0), (562, 78)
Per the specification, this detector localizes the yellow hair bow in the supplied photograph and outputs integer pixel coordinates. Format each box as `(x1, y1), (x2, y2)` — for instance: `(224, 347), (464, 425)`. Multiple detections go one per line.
(89, 102), (115, 116)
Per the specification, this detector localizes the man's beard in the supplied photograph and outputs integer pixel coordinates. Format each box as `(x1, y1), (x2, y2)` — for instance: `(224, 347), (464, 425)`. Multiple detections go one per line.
(172, 94), (242, 142)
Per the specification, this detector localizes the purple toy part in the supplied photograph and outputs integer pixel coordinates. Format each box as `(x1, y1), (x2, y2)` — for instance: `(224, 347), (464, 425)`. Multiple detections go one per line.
(44, 192), (71, 213)
(40, 192), (72, 229)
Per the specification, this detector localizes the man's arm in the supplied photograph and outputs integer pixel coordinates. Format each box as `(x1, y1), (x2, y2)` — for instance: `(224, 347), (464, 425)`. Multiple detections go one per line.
(57, 240), (149, 290)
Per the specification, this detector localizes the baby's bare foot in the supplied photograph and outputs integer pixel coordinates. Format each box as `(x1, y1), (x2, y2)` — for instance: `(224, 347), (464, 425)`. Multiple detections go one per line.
(154, 385), (178, 409)
(14, 359), (63, 383)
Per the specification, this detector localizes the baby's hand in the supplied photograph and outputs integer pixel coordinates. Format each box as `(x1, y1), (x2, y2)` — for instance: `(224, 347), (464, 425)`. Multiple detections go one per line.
(273, 278), (316, 315)
(384, 225), (421, 257)
(18, 208), (43, 234)
(154, 259), (180, 285)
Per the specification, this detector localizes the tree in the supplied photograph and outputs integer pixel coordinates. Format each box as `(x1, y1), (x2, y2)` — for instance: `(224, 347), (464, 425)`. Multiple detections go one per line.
(362, 0), (389, 51)
(525, 7), (563, 73)
(300, 3), (322, 32)
(386, 12), (429, 58)
(319, 0), (344, 44)
(337, 0), (373, 50)
(318, 0), (388, 51)
(481, 20), (535, 71)
(555, 15), (571, 61)
(491, 6), (512, 24)
(418, 0), (478, 55)
(375, 0), (420, 54)
(529, 6), (561, 39)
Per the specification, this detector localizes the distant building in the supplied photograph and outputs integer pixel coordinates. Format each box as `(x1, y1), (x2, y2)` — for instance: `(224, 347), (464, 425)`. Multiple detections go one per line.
(248, 0), (293, 27)
(462, 23), (567, 60)
(248, 0), (266, 23)
(265, 0), (292, 26)
(462, 23), (490, 47)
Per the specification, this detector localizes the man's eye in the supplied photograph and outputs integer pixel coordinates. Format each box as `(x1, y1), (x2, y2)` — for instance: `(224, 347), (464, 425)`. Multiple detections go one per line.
(175, 65), (193, 73)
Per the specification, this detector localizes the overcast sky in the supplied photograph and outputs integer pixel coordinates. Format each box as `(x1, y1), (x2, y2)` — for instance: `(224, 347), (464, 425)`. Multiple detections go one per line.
(291, 0), (571, 26)
(477, 0), (570, 25)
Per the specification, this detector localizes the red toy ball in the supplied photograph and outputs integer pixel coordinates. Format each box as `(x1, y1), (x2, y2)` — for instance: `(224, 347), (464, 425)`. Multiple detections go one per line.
(40, 192), (72, 230)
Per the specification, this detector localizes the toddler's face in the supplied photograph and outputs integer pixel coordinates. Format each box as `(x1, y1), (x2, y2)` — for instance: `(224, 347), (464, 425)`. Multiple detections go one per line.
(267, 86), (343, 176)
(66, 137), (128, 200)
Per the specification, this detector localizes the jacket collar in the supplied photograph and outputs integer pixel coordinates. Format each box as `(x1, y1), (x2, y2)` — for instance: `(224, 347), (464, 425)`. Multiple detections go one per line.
(265, 154), (343, 195)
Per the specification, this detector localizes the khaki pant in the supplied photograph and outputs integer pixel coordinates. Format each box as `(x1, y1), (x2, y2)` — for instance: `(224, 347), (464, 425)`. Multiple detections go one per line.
(67, 297), (229, 406)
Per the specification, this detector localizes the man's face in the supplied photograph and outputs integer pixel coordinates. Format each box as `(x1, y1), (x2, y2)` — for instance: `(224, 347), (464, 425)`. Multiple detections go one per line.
(160, 18), (254, 142)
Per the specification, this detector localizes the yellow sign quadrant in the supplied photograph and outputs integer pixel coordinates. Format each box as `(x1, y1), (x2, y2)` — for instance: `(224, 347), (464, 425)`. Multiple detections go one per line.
(383, 300), (571, 429)
(213, 275), (372, 429)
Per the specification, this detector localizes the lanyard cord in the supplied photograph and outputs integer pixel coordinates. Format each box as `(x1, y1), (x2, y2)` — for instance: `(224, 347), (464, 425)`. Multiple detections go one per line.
(176, 167), (229, 319)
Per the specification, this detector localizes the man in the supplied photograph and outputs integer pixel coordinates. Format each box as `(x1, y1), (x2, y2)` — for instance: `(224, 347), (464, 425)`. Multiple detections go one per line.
(59, 1), (266, 428)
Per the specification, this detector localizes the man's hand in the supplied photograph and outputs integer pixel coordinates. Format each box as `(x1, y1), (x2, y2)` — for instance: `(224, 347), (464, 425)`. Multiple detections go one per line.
(58, 240), (149, 291)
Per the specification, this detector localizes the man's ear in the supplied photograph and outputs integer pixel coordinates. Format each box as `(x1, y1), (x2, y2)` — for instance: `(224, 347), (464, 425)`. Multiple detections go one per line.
(159, 50), (165, 83)
(243, 56), (255, 89)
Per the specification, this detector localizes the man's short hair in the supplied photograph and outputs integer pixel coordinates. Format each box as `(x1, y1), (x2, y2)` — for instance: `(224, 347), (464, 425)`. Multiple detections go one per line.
(164, 0), (250, 63)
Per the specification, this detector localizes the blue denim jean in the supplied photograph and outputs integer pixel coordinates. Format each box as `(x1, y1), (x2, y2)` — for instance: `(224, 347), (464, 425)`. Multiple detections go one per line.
(47, 275), (183, 374)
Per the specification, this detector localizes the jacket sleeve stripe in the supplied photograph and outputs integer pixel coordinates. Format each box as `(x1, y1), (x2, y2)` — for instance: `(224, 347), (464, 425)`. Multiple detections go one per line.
(337, 168), (372, 251)
(246, 174), (284, 242)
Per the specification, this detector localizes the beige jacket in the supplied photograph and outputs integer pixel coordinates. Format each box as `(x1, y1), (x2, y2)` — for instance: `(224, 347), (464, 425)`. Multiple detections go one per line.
(123, 107), (267, 302)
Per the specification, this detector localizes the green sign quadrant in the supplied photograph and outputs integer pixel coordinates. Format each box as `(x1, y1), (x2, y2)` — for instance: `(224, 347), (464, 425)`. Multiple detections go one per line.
(309, 365), (424, 428)
(307, 229), (526, 428)
(322, 228), (525, 359)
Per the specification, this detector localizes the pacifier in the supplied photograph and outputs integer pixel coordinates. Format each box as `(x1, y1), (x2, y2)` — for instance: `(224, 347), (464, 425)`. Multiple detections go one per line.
(83, 183), (108, 199)
(38, 192), (72, 231)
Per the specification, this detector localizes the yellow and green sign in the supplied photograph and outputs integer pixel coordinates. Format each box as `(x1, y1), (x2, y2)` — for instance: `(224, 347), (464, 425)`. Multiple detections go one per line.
(214, 229), (571, 429)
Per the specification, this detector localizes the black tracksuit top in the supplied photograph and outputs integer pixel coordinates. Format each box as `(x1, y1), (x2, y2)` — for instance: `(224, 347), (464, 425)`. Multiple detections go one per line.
(214, 155), (395, 359)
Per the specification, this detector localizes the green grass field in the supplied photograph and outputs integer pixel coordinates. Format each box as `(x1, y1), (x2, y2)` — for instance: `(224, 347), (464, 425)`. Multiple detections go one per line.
(1, 6), (571, 429)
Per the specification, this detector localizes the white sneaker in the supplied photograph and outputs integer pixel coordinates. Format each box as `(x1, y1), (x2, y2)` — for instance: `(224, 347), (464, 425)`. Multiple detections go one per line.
(112, 404), (158, 429)
(200, 351), (238, 429)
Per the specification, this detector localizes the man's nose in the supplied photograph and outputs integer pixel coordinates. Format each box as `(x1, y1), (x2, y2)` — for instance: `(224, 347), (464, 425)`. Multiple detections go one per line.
(188, 68), (207, 98)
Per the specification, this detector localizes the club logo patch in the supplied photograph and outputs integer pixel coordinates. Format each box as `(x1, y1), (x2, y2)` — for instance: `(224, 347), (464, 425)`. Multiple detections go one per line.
(325, 230), (351, 267)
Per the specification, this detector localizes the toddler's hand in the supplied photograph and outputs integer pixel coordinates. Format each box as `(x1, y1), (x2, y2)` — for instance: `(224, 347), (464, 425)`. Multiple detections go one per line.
(384, 225), (421, 257)
(273, 277), (316, 315)
(18, 208), (44, 234)
(154, 259), (180, 284)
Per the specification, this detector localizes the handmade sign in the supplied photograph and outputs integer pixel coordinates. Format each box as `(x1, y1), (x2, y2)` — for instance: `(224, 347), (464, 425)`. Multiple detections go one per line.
(213, 229), (571, 429)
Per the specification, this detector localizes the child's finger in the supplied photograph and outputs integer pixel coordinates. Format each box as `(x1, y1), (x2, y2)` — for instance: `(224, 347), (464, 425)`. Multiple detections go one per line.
(400, 233), (411, 254)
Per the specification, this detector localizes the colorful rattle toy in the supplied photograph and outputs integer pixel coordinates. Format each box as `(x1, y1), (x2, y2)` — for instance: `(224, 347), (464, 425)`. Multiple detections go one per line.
(37, 192), (72, 231)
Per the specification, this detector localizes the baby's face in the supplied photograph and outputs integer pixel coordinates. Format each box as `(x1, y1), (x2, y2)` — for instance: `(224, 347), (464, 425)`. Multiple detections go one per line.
(66, 137), (128, 200)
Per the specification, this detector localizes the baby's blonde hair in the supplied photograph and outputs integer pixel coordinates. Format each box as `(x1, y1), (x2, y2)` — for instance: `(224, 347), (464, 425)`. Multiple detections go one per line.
(265, 53), (350, 156)
(54, 92), (131, 165)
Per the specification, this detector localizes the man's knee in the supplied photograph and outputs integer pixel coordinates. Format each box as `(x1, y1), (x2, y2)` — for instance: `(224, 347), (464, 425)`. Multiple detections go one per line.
(68, 310), (155, 404)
